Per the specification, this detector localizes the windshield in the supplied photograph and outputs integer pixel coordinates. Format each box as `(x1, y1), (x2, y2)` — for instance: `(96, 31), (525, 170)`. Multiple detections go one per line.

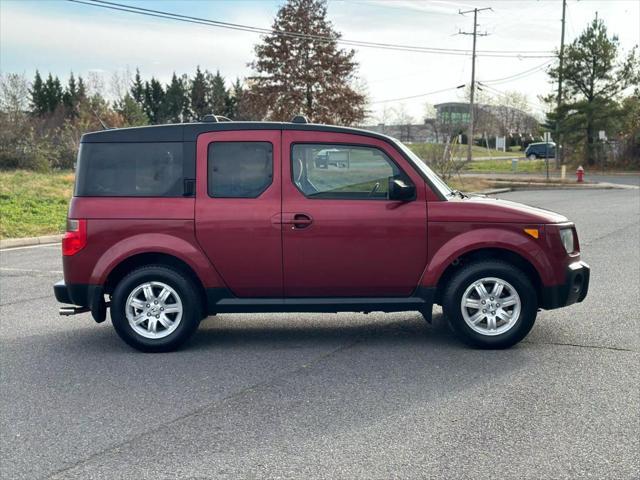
(393, 140), (453, 198)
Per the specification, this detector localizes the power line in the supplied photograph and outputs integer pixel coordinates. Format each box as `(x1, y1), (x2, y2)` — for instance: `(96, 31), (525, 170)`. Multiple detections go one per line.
(477, 83), (547, 113)
(67, 0), (555, 58)
(478, 60), (553, 85)
(370, 85), (463, 104)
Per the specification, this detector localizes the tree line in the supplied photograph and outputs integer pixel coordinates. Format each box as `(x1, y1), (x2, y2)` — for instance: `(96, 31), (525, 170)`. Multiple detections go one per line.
(0, 67), (256, 170)
(29, 67), (250, 125)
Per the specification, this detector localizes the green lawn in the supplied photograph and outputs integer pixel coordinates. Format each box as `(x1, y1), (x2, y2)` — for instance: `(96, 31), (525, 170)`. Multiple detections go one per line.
(465, 158), (547, 173)
(408, 143), (519, 160)
(0, 170), (73, 239)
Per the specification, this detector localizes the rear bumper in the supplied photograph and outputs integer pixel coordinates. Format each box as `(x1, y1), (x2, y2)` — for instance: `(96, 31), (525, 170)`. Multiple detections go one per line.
(540, 261), (590, 310)
(54, 280), (94, 306)
(54, 280), (106, 322)
(54, 280), (73, 304)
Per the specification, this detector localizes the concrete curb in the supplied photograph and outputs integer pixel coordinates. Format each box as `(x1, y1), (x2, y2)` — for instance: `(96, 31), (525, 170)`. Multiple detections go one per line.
(0, 234), (63, 250)
(489, 180), (639, 190)
(472, 188), (513, 195)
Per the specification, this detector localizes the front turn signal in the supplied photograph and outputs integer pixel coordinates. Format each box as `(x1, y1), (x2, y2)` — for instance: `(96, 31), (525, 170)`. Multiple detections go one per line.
(524, 228), (539, 239)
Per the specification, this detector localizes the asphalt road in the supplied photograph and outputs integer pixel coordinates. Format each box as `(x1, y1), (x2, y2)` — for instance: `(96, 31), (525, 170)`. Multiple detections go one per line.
(1, 188), (639, 480)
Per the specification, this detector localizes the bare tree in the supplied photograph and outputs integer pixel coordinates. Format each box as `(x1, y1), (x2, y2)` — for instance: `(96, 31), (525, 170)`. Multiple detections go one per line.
(390, 104), (414, 141)
(0, 73), (30, 122)
(110, 67), (134, 101)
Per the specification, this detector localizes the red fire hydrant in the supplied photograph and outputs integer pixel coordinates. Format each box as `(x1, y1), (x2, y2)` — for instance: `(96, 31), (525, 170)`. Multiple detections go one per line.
(576, 165), (584, 183)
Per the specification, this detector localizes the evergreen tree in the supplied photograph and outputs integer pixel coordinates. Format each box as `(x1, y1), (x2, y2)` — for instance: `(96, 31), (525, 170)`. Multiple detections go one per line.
(190, 66), (208, 121)
(77, 76), (87, 102)
(142, 77), (165, 124)
(115, 93), (149, 126)
(164, 72), (187, 123)
(248, 0), (366, 125)
(208, 70), (229, 116)
(30, 70), (47, 116)
(63, 73), (79, 117)
(43, 74), (63, 113)
(227, 78), (246, 119)
(547, 16), (639, 165)
(180, 74), (191, 122)
(131, 68), (145, 105)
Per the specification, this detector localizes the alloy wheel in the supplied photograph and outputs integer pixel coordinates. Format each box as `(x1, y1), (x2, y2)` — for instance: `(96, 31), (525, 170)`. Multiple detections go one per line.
(460, 277), (521, 336)
(125, 281), (183, 339)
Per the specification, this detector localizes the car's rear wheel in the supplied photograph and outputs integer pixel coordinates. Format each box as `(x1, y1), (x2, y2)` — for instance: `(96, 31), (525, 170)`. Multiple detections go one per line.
(111, 265), (202, 352)
(528, 153), (537, 160)
(442, 260), (537, 349)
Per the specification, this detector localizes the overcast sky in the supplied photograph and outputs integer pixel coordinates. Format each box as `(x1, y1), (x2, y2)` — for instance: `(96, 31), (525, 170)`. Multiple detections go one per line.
(1, 0), (638, 122)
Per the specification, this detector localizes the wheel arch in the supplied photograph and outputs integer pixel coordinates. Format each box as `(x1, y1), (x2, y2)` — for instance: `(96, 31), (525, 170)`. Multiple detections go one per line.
(104, 252), (208, 313)
(433, 247), (543, 306)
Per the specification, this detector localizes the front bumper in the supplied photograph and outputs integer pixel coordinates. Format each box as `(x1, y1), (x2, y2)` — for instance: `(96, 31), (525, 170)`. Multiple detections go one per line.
(540, 260), (590, 310)
(54, 280), (106, 322)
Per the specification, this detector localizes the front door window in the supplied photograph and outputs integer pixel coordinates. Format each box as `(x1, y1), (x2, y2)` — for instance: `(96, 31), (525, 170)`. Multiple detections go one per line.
(291, 144), (411, 200)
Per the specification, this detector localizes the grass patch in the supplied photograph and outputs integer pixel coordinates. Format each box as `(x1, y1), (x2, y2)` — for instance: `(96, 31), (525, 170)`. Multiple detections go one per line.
(408, 143), (517, 160)
(0, 170), (73, 239)
(465, 159), (546, 173)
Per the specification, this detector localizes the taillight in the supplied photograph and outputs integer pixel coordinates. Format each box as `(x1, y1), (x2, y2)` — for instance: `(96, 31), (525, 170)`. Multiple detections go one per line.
(62, 219), (87, 256)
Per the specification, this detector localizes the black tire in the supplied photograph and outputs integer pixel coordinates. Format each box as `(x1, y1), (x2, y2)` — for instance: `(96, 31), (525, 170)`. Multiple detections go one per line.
(528, 153), (537, 160)
(442, 260), (537, 349)
(111, 265), (202, 352)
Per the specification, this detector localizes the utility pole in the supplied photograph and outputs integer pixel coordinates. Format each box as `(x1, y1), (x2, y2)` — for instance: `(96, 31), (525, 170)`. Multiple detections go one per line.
(459, 7), (491, 163)
(555, 0), (567, 167)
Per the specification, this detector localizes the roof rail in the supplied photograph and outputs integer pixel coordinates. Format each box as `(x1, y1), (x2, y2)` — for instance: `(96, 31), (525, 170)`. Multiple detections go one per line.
(201, 114), (218, 123)
(291, 115), (308, 124)
(201, 114), (233, 123)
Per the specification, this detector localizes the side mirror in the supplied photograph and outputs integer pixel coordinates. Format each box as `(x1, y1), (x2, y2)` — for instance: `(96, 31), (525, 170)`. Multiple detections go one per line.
(388, 177), (416, 201)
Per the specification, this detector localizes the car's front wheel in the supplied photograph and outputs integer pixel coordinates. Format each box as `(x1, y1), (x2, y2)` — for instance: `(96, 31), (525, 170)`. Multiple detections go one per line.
(111, 265), (202, 352)
(528, 153), (537, 160)
(442, 260), (537, 349)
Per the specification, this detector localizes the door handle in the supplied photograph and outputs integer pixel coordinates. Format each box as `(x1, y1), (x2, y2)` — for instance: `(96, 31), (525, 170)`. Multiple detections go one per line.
(282, 213), (313, 229)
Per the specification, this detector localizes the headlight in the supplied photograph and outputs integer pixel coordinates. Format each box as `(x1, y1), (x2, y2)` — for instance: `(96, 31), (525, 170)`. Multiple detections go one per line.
(560, 228), (575, 254)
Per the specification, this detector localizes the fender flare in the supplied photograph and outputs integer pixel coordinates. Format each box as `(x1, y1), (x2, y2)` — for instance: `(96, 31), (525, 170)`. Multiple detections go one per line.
(89, 233), (225, 288)
(420, 228), (554, 287)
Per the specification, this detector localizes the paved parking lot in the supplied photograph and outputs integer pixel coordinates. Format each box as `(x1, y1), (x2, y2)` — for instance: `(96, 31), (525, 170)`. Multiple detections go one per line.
(1, 188), (638, 479)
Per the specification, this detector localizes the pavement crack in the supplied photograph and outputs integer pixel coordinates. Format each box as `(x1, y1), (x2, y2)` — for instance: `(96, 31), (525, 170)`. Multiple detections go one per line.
(1, 294), (53, 307)
(43, 337), (362, 479)
(581, 221), (639, 246)
(522, 340), (637, 353)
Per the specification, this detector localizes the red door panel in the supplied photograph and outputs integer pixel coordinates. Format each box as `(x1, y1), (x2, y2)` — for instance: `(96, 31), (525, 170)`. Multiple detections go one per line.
(195, 130), (283, 297)
(282, 131), (428, 297)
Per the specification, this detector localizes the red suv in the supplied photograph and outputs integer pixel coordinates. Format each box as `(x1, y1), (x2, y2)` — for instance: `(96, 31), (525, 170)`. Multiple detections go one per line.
(54, 116), (589, 352)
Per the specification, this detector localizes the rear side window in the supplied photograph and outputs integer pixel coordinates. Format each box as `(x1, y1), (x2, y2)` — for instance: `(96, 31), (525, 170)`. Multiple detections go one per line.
(75, 142), (186, 197)
(208, 142), (273, 198)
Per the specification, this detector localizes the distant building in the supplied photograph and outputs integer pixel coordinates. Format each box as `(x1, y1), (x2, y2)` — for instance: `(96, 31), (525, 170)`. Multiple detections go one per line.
(434, 102), (539, 141)
(435, 102), (472, 128)
(362, 101), (539, 145)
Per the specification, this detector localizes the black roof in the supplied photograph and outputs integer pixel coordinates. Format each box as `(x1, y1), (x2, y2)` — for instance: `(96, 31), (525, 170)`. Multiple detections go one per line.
(80, 121), (398, 144)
